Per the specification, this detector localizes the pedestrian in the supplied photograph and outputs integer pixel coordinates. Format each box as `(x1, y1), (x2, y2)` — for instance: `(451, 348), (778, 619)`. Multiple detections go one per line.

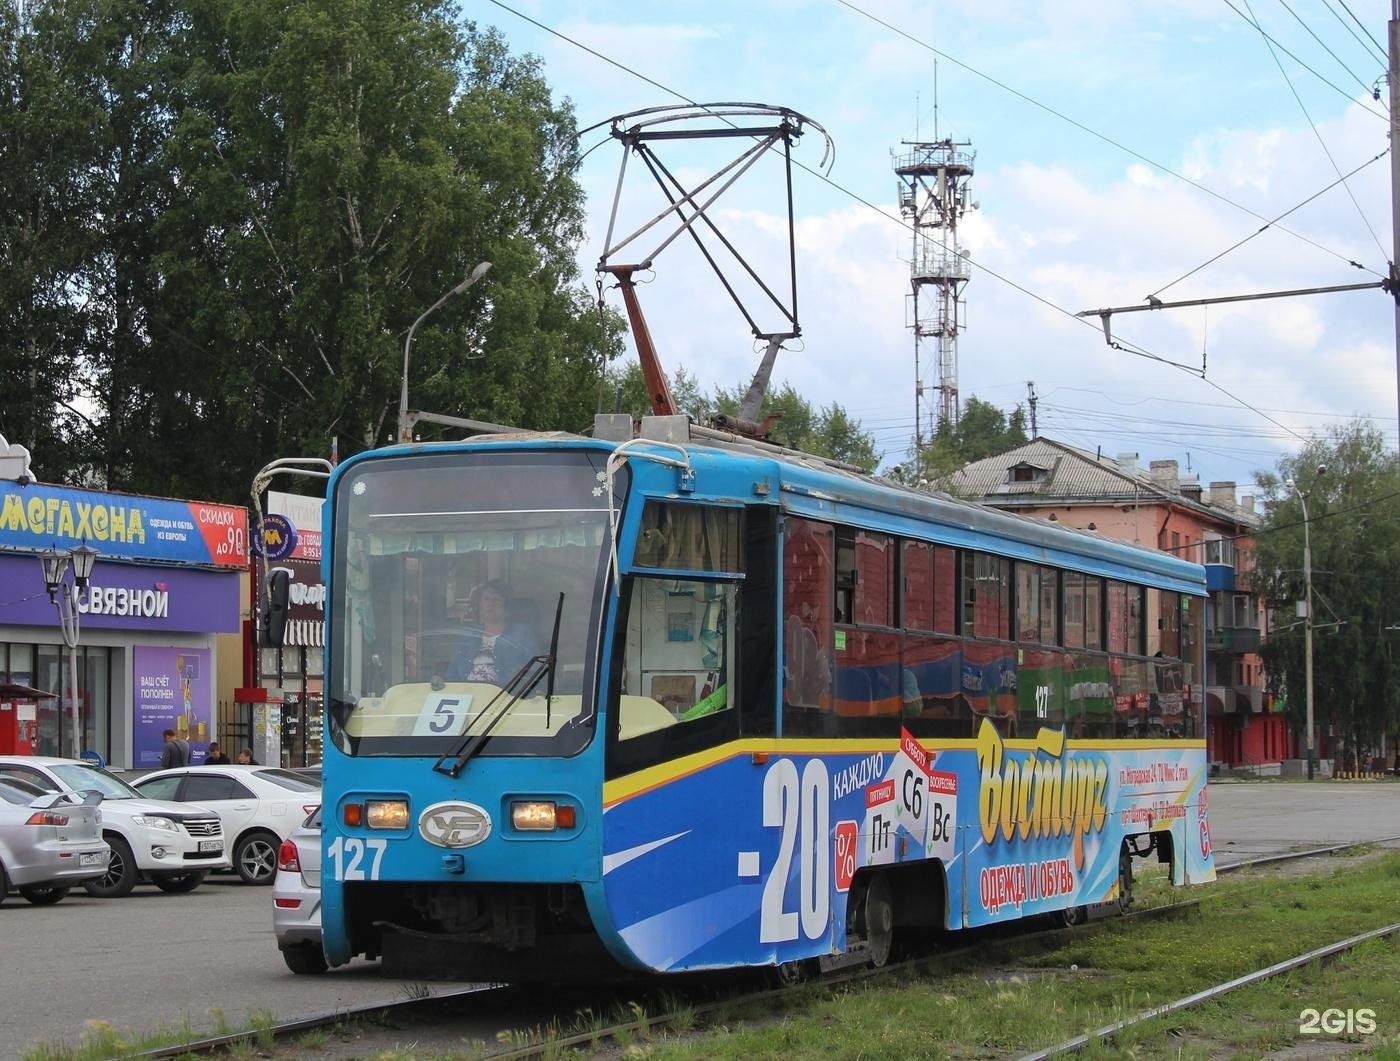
(204, 741), (230, 765)
(237, 747), (259, 765)
(160, 728), (190, 768)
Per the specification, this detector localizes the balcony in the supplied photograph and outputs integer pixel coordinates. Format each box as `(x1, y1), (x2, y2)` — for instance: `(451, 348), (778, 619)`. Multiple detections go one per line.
(1204, 563), (1235, 592)
(1206, 626), (1261, 653)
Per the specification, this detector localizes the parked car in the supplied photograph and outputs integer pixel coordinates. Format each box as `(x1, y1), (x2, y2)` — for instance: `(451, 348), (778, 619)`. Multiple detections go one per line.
(0, 756), (229, 897)
(273, 806), (325, 973)
(0, 776), (110, 905)
(133, 765), (320, 885)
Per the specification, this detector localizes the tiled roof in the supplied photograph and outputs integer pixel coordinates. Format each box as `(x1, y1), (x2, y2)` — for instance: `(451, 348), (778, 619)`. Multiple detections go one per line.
(944, 437), (1261, 528)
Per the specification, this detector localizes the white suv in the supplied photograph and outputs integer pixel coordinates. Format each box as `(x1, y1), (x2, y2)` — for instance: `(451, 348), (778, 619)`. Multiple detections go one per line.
(0, 757), (231, 897)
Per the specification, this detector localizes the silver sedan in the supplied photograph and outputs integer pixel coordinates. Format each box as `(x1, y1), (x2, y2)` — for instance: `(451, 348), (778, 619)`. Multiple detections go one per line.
(0, 776), (110, 905)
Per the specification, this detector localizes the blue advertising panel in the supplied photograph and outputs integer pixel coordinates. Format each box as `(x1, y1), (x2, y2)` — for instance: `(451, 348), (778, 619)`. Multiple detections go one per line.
(0, 481), (248, 568)
(132, 647), (213, 766)
(600, 722), (1214, 972)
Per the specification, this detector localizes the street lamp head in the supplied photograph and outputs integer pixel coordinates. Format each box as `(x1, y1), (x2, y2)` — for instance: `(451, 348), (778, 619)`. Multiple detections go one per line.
(69, 543), (99, 587)
(38, 549), (69, 599)
(1315, 463), (1326, 478)
(457, 261), (492, 293)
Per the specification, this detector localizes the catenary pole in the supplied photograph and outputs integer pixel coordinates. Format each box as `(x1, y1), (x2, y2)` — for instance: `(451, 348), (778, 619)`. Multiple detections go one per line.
(1391, 0), (1400, 448)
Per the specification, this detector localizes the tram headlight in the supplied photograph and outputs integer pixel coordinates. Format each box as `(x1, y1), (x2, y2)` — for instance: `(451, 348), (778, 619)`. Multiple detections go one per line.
(365, 799), (410, 830)
(511, 801), (576, 831)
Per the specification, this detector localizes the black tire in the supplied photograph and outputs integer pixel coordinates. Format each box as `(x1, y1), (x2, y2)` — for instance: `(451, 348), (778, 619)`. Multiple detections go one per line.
(152, 871), (207, 894)
(282, 943), (329, 975)
(0, 861), (8, 906)
(234, 830), (280, 885)
(83, 835), (138, 898)
(18, 884), (69, 905)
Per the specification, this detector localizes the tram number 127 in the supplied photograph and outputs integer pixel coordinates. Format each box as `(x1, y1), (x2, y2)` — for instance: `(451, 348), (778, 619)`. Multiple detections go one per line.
(327, 836), (387, 881)
(760, 759), (830, 944)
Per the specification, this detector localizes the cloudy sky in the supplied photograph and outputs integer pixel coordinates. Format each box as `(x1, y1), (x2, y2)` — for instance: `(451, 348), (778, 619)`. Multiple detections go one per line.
(476, 0), (1396, 494)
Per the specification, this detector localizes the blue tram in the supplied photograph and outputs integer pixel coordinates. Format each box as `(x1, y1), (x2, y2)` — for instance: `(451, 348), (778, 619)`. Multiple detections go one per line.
(314, 417), (1215, 979)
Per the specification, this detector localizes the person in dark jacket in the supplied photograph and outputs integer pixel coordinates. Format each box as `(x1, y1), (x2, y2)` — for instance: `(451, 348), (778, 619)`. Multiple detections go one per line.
(237, 748), (259, 765)
(204, 741), (230, 765)
(445, 580), (540, 685)
(159, 729), (190, 768)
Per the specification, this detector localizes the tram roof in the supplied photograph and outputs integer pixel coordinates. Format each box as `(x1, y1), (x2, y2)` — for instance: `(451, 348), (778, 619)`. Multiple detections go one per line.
(356, 420), (1207, 595)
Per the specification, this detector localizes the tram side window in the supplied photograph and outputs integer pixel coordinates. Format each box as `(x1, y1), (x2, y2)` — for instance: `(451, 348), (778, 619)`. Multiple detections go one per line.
(632, 501), (741, 573)
(1063, 571), (1085, 649)
(853, 532), (894, 627)
(1015, 563), (1040, 643)
(963, 552), (1009, 640)
(1108, 580), (1144, 655)
(902, 542), (957, 635)
(1085, 576), (1104, 650)
(782, 518), (835, 731)
(609, 576), (739, 776)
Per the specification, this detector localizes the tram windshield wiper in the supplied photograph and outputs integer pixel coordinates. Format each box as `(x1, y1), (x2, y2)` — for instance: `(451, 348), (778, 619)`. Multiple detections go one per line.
(432, 593), (565, 778)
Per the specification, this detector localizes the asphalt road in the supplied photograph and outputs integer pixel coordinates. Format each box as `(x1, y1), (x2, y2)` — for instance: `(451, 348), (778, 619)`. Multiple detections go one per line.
(0, 873), (442, 1060)
(2, 781), (1396, 1058)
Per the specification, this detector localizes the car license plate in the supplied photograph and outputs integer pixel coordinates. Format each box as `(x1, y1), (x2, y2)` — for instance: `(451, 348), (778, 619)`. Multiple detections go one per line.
(198, 840), (222, 853)
(79, 852), (105, 866)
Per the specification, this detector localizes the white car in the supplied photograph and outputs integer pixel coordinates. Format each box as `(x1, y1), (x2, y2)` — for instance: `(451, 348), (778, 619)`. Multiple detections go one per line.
(0, 756), (230, 897)
(273, 806), (325, 974)
(134, 765), (320, 885)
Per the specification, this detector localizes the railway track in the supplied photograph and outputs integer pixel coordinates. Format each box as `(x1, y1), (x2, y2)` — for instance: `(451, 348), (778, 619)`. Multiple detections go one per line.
(129, 835), (1399, 1058)
(1017, 919), (1400, 1059)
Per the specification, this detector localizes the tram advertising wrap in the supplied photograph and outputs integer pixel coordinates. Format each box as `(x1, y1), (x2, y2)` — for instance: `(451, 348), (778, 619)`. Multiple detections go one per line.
(601, 722), (1211, 970)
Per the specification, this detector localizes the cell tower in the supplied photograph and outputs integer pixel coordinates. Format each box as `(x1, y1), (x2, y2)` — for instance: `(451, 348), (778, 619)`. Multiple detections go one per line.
(895, 138), (975, 457)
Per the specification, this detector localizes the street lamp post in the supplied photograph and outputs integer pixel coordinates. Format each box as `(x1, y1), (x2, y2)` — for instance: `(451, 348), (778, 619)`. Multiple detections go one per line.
(1287, 467), (1325, 780)
(397, 261), (492, 443)
(39, 543), (99, 759)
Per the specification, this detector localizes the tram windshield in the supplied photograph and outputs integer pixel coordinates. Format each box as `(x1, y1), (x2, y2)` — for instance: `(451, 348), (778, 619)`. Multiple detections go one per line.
(327, 449), (619, 757)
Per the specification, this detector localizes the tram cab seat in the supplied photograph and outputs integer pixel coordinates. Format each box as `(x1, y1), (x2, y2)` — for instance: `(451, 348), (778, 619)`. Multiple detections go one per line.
(618, 695), (676, 740)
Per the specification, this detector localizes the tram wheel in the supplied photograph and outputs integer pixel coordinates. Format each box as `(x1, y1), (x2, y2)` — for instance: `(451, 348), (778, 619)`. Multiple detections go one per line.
(1116, 848), (1135, 914)
(856, 872), (894, 968)
(1059, 904), (1088, 927)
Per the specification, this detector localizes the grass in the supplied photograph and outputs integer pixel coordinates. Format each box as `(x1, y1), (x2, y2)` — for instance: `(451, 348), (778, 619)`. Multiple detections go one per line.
(580, 850), (1400, 1059)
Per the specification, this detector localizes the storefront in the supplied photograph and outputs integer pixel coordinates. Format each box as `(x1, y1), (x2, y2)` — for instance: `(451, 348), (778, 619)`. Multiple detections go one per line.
(238, 489), (324, 767)
(0, 480), (247, 768)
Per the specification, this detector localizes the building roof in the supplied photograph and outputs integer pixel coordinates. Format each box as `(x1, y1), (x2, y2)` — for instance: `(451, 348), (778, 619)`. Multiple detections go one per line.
(945, 437), (1261, 530)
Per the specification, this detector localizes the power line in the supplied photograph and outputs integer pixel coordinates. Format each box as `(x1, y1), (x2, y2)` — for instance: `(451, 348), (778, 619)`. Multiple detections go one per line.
(1231, 0), (1389, 262)
(1219, 0), (1389, 117)
(837, 0), (1387, 278)
(1333, 0), (1390, 65)
(1148, 149), (1387, 300)
(488, 1), (1336, 460)
(1275, 0), (1383, 95)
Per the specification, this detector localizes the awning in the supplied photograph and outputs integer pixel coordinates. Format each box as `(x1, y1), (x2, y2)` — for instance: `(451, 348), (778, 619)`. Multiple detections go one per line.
(284, 619), (324, 648)
(0, 681), (57, 700)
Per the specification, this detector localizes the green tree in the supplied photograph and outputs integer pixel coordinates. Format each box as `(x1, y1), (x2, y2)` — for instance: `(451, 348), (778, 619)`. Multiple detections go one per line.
(920, 396), (1029, 479)
(2, 2), (619, 503)
(1253, 421), (1400, 768)
(0, 0), (110, 481)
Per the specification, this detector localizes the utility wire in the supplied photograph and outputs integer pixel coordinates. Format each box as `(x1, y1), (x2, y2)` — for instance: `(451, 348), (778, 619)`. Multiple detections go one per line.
(839, 0), (1385, 278)
(1149, 149), (1387, 299)
(490, 0), (1320, 451)
(1334, 0), (1389, 65)
(1220, 0), (1389, 116)
(1232, 0), (1390, 262)
(1319, 0), (1387, 68)
(1276, 0), (1383, 95)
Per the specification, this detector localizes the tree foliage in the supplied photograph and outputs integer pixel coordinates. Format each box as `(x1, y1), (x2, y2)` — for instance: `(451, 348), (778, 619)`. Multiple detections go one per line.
(604, 361), (881, 472)
(1, 1), (620, 502)
(1253, 421), (1400, 762)
(918, 396), (1029, 479)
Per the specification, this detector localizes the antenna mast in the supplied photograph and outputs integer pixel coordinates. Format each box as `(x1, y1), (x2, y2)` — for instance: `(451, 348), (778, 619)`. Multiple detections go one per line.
(895, 137), (975, 462)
